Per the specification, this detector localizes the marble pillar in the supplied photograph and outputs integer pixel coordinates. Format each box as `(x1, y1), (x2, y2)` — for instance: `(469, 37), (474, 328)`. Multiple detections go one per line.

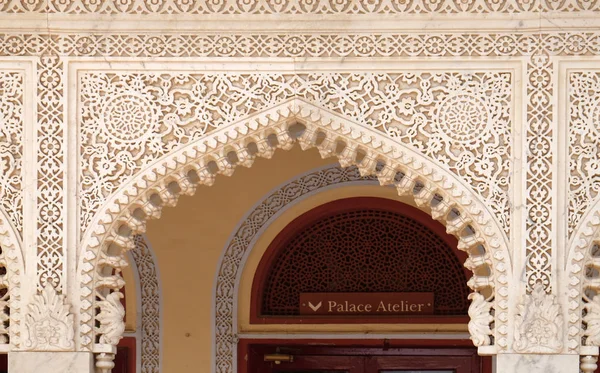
(9, 351), (94, 373)
(496, 354), (580, 373)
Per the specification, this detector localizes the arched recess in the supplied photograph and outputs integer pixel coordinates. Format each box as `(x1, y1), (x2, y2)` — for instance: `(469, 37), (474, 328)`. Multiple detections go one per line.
(252, 197), (471, 320)
(77, 98), (512, 361)
(218, 165), (484, 372)
(216, 166), (381, 373)
(0, 206), (24, 350)
(567, 195), (600, 354)
(126, 235), (162, 373)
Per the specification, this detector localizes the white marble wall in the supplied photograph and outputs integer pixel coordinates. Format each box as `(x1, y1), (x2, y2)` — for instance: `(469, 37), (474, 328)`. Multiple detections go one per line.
(9, 352), (94, 373)
(496, 354), (580, 373)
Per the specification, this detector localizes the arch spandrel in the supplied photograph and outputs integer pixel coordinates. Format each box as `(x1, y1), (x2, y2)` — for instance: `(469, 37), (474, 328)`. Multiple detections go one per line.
(77, 98), (512, 358)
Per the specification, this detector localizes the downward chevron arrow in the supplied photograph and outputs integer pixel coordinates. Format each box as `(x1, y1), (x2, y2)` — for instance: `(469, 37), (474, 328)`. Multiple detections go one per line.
(308, 301), (322, 312)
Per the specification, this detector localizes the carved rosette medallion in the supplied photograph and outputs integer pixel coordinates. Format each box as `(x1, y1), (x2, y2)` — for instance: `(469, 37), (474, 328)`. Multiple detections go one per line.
(514, 283), (563, 353)
(100, 92), (158, 144)
(23, 285), (74, 351)
(435, 93), (491, 148)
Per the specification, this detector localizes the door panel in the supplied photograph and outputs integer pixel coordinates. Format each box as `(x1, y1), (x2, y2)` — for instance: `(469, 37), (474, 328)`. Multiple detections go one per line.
(248, 345), (483, 373)
(258, 355), (364, 373)
(368, 356), (473, 373)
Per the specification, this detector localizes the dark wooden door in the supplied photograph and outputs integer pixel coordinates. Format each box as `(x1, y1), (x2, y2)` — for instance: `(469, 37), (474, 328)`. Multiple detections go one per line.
(367, 355), (475, 373)
(112, 346), (129, 373)
(259, 357), (470, 373)
(251, 346), (483, 373)
(258, 355), (364, 373)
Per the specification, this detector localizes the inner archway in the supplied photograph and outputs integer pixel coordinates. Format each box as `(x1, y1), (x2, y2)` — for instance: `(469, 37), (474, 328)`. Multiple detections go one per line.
(239, 195), (490, 373)
(252, 197), (471, 322)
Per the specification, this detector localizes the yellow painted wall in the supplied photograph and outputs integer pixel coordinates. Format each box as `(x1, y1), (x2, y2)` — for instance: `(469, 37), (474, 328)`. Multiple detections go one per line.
(145, 146), (333, 372)
(138, 145), (467, 372)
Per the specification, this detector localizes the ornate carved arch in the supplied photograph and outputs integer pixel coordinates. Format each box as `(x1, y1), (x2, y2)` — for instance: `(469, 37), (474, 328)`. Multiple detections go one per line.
(0, 207), (24, 350)
(77, 99), (512, 361)
(567, 196), (600, 354)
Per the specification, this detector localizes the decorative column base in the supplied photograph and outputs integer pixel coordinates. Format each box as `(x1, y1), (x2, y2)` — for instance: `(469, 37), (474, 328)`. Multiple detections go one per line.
(9, 351), (94, 373)
(496, 354), (580, 373)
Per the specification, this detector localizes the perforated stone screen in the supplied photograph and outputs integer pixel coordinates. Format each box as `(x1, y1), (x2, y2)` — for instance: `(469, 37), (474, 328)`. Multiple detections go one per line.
(260, 198), (471, 317)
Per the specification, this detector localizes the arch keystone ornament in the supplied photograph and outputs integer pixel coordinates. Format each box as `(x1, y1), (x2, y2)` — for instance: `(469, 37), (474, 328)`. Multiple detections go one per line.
(78, 98), (512, 369)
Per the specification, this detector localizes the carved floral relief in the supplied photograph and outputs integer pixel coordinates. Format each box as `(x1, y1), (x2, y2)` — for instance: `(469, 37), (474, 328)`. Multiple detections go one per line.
(514, 284), (563, 353)
(23, 285), (74, 351)
(0, 71), (23, 235)
(78, 71), (513, 238)
(568, 71), (600, 237)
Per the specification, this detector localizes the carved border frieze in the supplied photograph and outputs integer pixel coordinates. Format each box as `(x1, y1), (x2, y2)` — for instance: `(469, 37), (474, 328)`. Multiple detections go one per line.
(0, 33), (598, 58)
(525, 53), (553, 290)
(1, 0), (600, 14)
(36, 56), (65, 291)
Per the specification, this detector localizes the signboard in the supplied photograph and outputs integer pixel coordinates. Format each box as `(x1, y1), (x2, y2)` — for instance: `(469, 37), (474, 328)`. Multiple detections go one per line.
(299, 292), (434, 316)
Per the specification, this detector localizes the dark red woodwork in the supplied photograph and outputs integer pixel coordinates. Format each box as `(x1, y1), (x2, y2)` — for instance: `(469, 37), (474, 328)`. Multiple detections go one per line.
(241, 340), (492, 373)
(251, 197), (472, 325)
(121, 285), (127, 326)
(113, 336), (136, 373)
